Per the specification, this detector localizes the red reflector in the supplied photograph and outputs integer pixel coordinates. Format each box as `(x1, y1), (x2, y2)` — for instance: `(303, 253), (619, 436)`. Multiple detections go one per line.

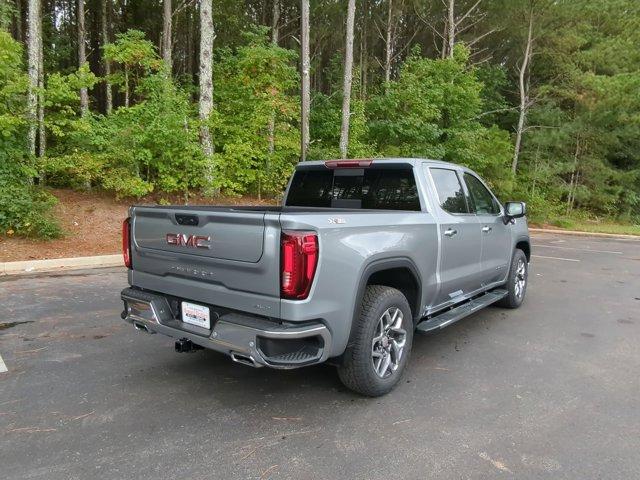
(324, 159), (372, 169)
(122, 218), (132, 268)
(280, 231), (318, 300)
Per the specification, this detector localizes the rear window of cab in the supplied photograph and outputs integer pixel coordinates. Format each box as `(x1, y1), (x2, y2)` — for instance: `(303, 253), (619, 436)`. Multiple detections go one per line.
(285, 166), (420, 211)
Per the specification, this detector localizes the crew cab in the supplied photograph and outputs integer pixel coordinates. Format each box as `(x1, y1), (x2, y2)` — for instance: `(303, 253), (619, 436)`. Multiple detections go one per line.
(120, 158), (530, 396)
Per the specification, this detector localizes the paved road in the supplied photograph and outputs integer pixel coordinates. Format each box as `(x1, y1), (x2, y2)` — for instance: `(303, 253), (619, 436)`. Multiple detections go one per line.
(1, 233), (639, 479)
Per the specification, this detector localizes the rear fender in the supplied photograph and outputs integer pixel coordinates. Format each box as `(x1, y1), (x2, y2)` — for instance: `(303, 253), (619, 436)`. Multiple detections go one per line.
(334, 257), (421, 363)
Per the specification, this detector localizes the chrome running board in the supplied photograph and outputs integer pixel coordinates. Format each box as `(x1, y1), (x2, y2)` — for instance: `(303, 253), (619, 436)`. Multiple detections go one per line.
(416, 289), (508, 334)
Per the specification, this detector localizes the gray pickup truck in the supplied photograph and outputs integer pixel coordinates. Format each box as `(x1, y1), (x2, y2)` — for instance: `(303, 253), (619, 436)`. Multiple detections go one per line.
(120, 158), (530, 396)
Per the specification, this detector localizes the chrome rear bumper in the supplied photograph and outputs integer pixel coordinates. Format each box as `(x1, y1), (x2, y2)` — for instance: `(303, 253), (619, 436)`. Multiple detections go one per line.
(121, 288), (331, 369)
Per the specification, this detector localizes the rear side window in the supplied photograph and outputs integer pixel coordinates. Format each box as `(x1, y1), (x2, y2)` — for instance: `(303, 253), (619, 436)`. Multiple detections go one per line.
(285, 169), (334, 207)
(430, 168), (468, 214)
(463, 173), (501, 215)
(286, 167), (420, 211)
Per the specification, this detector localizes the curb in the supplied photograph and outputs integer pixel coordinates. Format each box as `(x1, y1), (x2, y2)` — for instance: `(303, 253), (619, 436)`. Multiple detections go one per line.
(530, 228), (640, 240)
(1, 226), (638, 276)
(0, 254), (123, 276)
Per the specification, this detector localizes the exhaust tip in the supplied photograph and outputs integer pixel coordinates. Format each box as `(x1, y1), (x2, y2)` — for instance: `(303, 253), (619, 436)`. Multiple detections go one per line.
(230, 352), (259, 368)
(133, 321), (152, 333)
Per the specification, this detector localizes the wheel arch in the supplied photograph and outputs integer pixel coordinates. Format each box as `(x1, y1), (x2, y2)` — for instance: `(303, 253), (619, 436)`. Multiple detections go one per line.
(515, 238), (531, 262)
(354, 257), (422, 324)
(331, 257), (421, 365)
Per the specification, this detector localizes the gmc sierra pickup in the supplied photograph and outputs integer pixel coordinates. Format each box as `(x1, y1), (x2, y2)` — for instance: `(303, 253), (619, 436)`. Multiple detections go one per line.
(120, 158), (530, 396)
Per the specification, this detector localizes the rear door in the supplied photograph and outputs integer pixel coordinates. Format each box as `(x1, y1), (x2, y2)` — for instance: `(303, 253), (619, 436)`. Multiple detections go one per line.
(462, 172), (511, 286)
(428, 167), (482, 307)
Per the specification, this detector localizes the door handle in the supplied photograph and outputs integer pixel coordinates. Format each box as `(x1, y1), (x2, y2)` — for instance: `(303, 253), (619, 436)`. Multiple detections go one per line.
(482, 226), (492, 233)
(444, 228), (458, 237)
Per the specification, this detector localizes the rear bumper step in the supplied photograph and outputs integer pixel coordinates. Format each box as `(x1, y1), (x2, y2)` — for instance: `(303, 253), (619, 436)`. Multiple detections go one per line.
(121, 287), (331, 369)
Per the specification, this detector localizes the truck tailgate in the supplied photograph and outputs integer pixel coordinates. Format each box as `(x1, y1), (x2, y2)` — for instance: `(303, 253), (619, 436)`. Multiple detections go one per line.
(129, 207), (281, 316)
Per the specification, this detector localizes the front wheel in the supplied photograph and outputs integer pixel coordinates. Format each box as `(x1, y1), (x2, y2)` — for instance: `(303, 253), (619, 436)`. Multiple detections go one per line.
(496, 248), (528, 308)
(338, 285), (413, 397)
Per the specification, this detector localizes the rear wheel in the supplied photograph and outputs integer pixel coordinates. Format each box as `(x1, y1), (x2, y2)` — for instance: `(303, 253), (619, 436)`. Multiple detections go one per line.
(496, 249), (528, 308)
(338, 285), (413, 397)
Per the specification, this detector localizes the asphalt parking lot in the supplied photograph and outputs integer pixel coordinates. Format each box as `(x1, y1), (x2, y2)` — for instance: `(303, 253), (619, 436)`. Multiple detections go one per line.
(1, 232), (639, 479)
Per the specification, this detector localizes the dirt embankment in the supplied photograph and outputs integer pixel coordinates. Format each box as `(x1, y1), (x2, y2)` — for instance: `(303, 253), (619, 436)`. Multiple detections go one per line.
(0, 189), (274, 262)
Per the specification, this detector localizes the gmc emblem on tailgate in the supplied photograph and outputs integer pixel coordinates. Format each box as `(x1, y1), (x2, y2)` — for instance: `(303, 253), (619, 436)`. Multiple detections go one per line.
(166, 233), (211, 249)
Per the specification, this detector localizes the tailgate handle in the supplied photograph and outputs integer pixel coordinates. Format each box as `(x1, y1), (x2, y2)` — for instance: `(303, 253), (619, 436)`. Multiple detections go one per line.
(175, 214), (199, 226)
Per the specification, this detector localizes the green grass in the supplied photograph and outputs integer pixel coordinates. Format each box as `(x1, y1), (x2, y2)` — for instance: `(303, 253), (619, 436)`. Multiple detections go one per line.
(531, 218), (640, 236)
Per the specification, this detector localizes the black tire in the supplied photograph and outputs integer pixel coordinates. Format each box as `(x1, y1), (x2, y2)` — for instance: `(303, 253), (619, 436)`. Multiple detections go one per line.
(496, 248), (528, 308)
(338, 285), (414, 397)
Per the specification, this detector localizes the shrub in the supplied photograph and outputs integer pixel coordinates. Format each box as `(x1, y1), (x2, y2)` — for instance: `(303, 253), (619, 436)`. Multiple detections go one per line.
(0, 31), (60, 238)
(0, 160), (61, 238)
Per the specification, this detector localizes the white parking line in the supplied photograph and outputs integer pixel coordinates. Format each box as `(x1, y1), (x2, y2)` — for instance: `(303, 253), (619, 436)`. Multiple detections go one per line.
(532, 254), (580, 262)
(533, 244), (623, 255)
(0, 353), (7, 373)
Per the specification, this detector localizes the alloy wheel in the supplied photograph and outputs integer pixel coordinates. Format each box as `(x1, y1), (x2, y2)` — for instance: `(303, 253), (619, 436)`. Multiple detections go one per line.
(514, 259), (527, 299)
(371, 307), (407, 378)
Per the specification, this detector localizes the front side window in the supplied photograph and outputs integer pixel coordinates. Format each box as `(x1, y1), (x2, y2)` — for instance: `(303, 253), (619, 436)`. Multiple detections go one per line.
(430, 168), (468, 214)
(463, 173), (500, 215)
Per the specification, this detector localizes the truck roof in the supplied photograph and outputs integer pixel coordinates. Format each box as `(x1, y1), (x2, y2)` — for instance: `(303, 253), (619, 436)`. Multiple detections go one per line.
(298, 158), (461, 169)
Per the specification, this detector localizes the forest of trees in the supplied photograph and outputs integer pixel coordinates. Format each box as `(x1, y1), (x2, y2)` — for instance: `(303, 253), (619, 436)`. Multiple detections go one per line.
(0, 0), (639, 237)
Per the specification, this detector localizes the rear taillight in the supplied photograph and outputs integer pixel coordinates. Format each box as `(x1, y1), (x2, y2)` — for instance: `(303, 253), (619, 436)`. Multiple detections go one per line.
(280, 231), (318, 300)
(122, 217), (132, 268)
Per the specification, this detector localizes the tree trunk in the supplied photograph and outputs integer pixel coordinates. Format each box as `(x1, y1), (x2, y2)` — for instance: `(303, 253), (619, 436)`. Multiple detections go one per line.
(78, 0), (89, 116)
(186, 6), (194, 85)
(361, 0), (368, 100)
(300, 0), (310, 161)
(384, 0), (393, 92)
(447, 0), (455, 58)
(101, 0), (112, 114)
(511, 6), (534, 175)
(162, 0), (172, 74)
(199, 0), (215, 188)
(339, 0), (356, 158)
(37, 32), (45, 157)
(270, 0), (279, 44)
(566, 136), (580, 213)
(27, 0), (40, 156)
(267, 0), (279, 156)
(14, 0), (23, 42)
(124, 67), (129, 107)
(530, 143), (541, 196)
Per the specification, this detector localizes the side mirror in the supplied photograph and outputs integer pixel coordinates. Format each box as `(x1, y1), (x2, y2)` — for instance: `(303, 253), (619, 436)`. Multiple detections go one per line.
(504, 201), (526, 223)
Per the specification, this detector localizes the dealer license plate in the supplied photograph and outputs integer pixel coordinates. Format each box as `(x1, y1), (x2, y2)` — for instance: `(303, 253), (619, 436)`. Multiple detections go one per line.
(181, 301), (210, 329)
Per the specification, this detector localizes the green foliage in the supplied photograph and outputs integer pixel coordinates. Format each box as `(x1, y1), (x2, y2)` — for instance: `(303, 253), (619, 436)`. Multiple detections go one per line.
(43, 65), (98, 144)
(103, 30), (163, 103)
(209, 29), (300, 196)
(44, 73), (205, 198)
(308, 55), (376, 159)
(0, 30), (27, 150)
(310, 92), (376, 159)
(515, 0), (640, 222)
(0, 31), (60, 238)
(366, 45), (512, 192)
(475, 65), (510, 128)
(0, 2), (15, 31)
(0, 160), (62, 238)
(4, 0), (640, 239)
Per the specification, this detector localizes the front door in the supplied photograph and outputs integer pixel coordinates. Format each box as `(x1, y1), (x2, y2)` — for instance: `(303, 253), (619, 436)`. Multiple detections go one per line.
(429, 167), (483, 308)
(462, 172), (511, 285)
